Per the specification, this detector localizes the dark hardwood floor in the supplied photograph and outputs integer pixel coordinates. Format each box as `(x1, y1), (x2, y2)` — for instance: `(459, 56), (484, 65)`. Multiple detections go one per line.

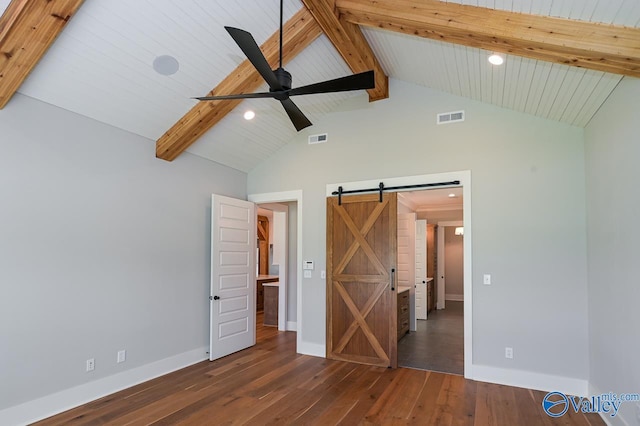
(35, 313), (604, 425)
(398, 301), (464, 375)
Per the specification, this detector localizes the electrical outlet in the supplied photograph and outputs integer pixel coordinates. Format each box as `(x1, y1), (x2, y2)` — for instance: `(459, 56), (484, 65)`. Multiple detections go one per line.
(117, 350), (126, 363)
(505, 347), (513, 359)
(86, 358), (95, 372)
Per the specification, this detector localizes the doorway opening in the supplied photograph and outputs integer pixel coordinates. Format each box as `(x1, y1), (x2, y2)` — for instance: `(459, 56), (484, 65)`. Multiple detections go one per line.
(248, 190), (303, 355)
(325, 170), (472, 377)
(397, 188), (464, 375)
(255, 202), (297, 342)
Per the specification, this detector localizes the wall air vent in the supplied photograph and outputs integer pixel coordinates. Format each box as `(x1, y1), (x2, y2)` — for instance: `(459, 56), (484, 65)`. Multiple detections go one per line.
(437, 110), (465, 125)
(308, 133), (328, 145)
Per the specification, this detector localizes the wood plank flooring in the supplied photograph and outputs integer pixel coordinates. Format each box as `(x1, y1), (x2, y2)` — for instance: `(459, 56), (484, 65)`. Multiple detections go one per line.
(35, 314), (604, 425)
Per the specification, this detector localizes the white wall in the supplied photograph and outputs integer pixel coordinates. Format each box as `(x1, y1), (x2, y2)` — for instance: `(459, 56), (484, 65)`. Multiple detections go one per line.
(248, 79), (589, 384)
(0, 95), (246, 414)
(585, 77), (640, 426)
(444, 226), (464, 299)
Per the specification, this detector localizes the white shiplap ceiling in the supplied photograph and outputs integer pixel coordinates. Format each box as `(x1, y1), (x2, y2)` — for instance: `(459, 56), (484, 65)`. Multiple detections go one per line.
(3, 0), (638, 172)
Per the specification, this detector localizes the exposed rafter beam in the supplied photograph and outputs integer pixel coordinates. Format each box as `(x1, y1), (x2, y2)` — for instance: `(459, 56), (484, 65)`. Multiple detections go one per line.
(156, 8), (322, 162)
(301, 0), (388, 101)
(0, 0), (85, 109)
(337, 0), (640, 78)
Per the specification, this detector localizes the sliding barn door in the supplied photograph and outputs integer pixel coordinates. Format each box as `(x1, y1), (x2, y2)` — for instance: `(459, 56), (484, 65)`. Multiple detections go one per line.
(326, 192), (397, 368)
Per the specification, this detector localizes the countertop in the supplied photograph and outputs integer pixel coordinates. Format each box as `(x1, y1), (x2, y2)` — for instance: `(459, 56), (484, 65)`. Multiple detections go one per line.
(397, 285), (411, 294)
(257, 275), (279, 283)
(263, 281), (279, 287)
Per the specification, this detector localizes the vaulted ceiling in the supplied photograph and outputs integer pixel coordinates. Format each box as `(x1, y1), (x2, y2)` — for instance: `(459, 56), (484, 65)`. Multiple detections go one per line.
(1, 0), (639, 172)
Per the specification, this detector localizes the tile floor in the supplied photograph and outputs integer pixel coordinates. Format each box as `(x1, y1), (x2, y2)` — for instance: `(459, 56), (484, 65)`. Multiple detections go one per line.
(398, 300), (464, 375)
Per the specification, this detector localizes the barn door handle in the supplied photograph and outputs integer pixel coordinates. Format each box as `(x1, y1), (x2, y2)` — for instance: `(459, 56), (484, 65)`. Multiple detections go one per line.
(390, 268), (395, 291)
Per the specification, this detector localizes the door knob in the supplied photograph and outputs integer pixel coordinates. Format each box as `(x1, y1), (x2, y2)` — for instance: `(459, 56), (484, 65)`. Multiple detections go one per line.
(213, 295), (220, 300)
(423, 280), (426, 284)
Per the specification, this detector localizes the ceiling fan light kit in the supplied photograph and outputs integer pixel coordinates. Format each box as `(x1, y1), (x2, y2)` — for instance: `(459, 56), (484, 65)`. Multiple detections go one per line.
(195, 0), (375, 131)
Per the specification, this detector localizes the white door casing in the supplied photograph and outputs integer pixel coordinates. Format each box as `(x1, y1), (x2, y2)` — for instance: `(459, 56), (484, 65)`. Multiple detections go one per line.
(415, 220), (427, 320)
(210, 194), (256, 361)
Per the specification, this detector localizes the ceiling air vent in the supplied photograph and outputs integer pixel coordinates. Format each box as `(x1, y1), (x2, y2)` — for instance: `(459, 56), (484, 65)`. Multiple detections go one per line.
(437, 110), (465, 125)
(308, 133), (328, 145)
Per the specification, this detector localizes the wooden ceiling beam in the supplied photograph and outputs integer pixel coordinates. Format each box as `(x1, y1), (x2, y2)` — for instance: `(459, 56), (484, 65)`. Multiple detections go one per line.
(336, 0), (640, 78)
(301, 0), (388, 101)
(156, 8), (322, 162)
(0, 0), (85, 109)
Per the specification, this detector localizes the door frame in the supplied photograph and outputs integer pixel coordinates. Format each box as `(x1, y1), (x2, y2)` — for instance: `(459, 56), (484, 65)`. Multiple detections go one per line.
(248, 190), (302, 353)
(326, 170), (472, 379)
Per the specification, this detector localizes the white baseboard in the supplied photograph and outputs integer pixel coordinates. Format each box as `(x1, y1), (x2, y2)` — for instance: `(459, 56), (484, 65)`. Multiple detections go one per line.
(590, 385), (630, 426)
(473, 365), (588, 397)
(297, 341), (325, 358)
(286, 321), (297, 331)
(445, 294), (464, 301)
(0, 346), (208, 426)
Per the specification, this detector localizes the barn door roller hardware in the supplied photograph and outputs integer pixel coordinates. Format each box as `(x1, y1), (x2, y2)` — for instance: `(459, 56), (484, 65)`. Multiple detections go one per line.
(333, 181), (461, 205)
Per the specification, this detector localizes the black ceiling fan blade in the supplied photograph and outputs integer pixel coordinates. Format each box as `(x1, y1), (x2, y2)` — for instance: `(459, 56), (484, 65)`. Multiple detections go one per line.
(225, 26), (282, 90)
(194, 91), (281, 101)
(280, 98), (312, 131)
(287, 70), (374, 97)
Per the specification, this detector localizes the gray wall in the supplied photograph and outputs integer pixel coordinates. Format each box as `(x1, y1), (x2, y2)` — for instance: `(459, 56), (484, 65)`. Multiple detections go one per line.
(248, 79), (589, 380)
(0, 94), (246, 410)
(444, 227), (464, 299)
(585, 77), (640, 425)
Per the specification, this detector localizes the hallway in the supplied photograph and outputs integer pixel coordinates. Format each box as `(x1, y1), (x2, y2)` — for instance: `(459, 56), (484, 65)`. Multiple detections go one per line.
(398, 301), (464, 375)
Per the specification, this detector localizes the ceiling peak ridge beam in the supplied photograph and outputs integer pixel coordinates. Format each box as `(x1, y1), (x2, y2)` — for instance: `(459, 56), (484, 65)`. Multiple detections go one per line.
(336, 0), (640, 78)
(301, 0), (388, 101)
(156, 8), (322, 162)
(0, 0), (85, 109)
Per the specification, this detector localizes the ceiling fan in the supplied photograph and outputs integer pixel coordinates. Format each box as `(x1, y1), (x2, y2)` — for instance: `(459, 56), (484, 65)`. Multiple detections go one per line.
(195, 0), (375, 131)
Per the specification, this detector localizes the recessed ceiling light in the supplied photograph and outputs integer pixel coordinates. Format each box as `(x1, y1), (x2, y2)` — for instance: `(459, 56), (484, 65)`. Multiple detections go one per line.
(244, 110), (256, 120)
(488, 53), (504, 66)
(448, 193), (456, 198)
(153, 55), (179, 76)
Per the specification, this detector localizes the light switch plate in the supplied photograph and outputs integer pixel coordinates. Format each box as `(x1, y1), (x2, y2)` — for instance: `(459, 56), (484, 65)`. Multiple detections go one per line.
(483, 274), (491, 285)
(321, 270), (326, 279)
(304, 270), (312, 278)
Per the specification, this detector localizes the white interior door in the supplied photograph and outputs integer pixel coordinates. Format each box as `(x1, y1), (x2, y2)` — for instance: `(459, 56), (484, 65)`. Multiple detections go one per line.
(210, 194), (256, 361)
(415, 220), (427, 320)
(398, 213), (417, 331)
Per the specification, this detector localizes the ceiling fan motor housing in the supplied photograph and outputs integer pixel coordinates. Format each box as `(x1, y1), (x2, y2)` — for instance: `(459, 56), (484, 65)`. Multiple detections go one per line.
(273, 67), (292, 91)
